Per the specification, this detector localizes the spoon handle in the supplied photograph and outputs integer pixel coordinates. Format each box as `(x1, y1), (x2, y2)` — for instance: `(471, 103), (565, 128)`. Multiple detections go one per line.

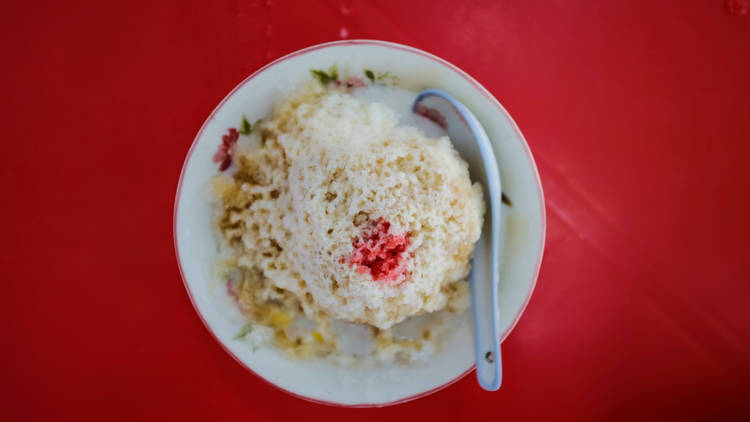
(470, 223), (502, 390)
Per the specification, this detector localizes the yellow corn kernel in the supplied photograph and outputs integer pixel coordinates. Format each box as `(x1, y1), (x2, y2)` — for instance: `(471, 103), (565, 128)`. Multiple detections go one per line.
(269, 309), (292, 328)
(212, 175), (234, 197)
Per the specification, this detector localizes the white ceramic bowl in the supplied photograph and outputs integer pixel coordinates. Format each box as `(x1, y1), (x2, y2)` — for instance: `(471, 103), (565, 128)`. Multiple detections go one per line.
(174, 40), (545, 407)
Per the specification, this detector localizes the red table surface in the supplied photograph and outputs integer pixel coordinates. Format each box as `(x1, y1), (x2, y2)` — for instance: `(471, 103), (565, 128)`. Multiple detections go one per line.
(2, 0), (750, 420)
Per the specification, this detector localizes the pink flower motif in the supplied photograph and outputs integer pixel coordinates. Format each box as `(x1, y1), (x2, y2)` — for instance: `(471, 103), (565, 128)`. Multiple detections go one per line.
(345, 76), (366, 88)
(226, 277), (240, 301)
(213, 128), (239, 171)
(413, 104), (448, 129)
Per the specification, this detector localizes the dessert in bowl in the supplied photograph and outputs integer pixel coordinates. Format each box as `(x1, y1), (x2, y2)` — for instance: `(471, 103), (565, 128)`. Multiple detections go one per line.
(174, 40), (545, 406)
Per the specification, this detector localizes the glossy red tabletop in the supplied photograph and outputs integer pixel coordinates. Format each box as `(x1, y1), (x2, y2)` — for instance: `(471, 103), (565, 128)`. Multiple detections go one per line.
(2, 0), (749, 420)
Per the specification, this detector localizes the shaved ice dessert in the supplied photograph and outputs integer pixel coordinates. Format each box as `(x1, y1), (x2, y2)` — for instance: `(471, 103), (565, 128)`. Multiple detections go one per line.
(212, 78), (484, 362)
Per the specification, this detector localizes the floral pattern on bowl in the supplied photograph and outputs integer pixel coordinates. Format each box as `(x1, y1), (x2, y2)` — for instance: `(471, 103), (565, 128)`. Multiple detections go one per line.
(213, 65), (400, 172)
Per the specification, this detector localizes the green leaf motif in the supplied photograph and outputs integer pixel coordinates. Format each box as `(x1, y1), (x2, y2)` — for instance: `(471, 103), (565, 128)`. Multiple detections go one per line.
(328, 64), (339, 81)
(239, 115), (252, 136)
(501, 192), (513, 207)
(234, 324), (253, 340)
(311, 69), (332, 85)
(310, 64), (340, 85)
(377, 71), (400, 85)
(362, 69), (400, 86)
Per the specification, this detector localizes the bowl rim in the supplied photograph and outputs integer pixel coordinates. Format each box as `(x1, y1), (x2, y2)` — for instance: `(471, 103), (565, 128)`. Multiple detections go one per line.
(173, 39), (546, 407)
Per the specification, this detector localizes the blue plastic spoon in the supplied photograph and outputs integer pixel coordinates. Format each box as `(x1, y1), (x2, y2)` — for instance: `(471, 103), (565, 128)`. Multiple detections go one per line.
(413, 89), (503, 391)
